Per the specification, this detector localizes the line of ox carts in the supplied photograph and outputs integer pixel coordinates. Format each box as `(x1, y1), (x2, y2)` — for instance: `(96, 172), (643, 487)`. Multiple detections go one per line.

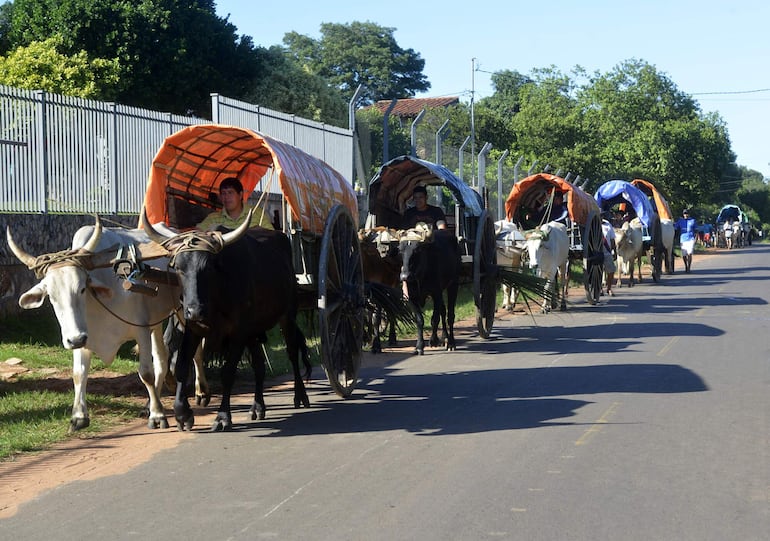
(5, 124), (685, 433)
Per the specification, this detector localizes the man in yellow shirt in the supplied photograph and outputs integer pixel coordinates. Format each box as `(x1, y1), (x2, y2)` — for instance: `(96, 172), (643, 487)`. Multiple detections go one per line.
(196, 177), (273, 231)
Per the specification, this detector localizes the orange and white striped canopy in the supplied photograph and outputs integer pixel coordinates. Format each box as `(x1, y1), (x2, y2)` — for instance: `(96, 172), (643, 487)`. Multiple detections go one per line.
(142, 124), (357, 235)
(630, 178), (673, 220)
(504, 173), (600, 226)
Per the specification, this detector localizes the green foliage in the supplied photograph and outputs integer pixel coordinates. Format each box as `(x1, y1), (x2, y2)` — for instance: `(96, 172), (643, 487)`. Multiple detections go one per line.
(0, 1), (12, 54)
(284, 21), (430, 104)
(5, 0), (260, 116)
(245, 45), (347, 126)
(0, 35), (119, 98)
(355, 106), (411, 177)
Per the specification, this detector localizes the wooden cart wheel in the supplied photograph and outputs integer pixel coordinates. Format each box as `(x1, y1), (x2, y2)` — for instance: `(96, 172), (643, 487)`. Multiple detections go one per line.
(473, 210), (498, 338)
(582, 210), (604, 305)
(318, 205), (365, 398)
(650, 214), (663, 283)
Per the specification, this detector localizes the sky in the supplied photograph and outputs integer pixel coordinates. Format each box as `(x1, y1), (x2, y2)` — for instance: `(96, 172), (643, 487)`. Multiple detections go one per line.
(214, 0), (769, 179)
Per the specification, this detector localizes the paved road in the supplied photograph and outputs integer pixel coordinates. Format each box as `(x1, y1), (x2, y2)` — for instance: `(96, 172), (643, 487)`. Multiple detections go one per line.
(2, 246), (768, 540)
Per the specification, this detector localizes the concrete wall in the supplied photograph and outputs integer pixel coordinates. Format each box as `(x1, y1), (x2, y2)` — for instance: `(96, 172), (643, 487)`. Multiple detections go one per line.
(0, 214), (138, 318)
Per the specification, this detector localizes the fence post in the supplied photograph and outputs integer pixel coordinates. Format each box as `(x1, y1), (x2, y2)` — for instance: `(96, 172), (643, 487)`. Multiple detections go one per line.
(513, 155), (525, 185)
(497, 149), (509, 220)
(382, 99), (397, 164)
(349, 85), (364, 188)
(35, 90), (48, 213)
(477, 142), (492, 191)
(109, 102), (118, 214)
(435, 119), (450, 166)
(410, 109), (425, 157)
(458, 135), (471, 182)
(210, 93), (220, 124)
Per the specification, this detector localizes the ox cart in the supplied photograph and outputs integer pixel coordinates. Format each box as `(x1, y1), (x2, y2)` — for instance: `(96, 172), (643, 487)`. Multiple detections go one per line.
(595, 179), (669, 281)
(364, 155), (499, 338)
(504, 173), (605, 305)
(631, 178), (676, 272)
(141, 124), (364, 398)
(715, 204), (751, 248)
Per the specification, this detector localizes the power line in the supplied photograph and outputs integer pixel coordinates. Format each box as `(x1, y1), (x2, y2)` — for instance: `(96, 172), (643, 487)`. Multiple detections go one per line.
(691, 87), (770, 96)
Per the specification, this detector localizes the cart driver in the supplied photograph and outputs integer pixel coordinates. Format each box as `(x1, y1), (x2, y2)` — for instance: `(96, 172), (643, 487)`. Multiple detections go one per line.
(530, 189), (568, 225)
(196, 177), (273, 231)
(403, 185), (447, 230)
(546, 190), (568, 224)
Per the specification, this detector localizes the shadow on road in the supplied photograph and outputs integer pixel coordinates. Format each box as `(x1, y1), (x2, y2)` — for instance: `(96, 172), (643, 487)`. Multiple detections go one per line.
(461, 320), (723, 357)
(230, 361), (706, 438)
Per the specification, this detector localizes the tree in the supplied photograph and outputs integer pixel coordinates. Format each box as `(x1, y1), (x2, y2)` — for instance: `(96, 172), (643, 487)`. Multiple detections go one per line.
(576, 60), (734, 209)
(0, 35), (119, 98)
(736, 169), (770, 225)
(354, 106), (410, 179)
(284, 21), (430, 104)
(0, 1), (12, 55)
(509, 68), (592, 177)
(482, 69), (533, 118)
(245, 46), (347, 126)
(6, 0), (261, 116)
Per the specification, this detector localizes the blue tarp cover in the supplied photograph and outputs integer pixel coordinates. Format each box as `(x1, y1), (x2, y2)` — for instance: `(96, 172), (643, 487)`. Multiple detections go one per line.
(594, 179), (656, 227)
(716, 204), (742, 223)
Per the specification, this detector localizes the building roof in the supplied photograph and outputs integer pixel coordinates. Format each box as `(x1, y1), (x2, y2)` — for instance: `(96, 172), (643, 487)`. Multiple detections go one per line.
(367, 97), (460, 117)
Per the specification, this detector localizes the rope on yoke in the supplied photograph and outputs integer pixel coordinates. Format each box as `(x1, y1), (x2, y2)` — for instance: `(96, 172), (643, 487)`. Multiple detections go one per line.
(397, 223), (434, 242)
(523, 227), (549, 242)
(28, 249), (94, 279)
(161, 230), (226, 267)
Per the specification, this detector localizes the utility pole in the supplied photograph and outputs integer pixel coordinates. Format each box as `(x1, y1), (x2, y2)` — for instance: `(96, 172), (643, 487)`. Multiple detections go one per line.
(470, 58), (476, 184)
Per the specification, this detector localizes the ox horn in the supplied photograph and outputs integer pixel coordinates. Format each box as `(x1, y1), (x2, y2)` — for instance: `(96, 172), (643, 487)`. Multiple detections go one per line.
(5, 226), (36, 268)
(140, 208), (173, 245)
(220, 207), (254, 246)
(81, 215), (103, 253)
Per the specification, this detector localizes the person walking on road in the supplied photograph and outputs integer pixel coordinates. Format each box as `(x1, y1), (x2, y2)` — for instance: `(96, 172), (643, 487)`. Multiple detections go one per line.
(675, 209), (697, 273)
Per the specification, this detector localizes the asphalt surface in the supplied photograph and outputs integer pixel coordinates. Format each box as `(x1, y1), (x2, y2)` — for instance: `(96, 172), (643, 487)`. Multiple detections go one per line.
(1, 244), (768, 540)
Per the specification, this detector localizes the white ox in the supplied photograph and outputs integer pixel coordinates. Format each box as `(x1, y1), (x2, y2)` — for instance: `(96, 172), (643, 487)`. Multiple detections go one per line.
(495, 220), (526, 310)
(615, 220), (644, 287)
(6, 217), (193, 432)
(525, 221), (569, 312)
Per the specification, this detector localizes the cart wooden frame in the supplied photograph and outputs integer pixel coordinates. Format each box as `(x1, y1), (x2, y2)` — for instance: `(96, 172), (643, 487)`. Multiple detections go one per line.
(595, 178), (669, 281)
(504, 173), (605, 305)
(142, 124), (365, 398)
(365, 155), (499, 338)
(630, 178), (676, 275)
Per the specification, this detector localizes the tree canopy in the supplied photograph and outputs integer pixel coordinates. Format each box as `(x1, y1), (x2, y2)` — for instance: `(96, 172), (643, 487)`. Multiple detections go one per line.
(0, 35), (119, 98)
(283, 21), (430, 105)
(3, 0), (266, 115)
(245, 45), (347, 125)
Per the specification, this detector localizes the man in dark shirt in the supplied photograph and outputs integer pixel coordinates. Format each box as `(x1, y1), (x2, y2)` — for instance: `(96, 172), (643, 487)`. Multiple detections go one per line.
(403, 185), (446, 229)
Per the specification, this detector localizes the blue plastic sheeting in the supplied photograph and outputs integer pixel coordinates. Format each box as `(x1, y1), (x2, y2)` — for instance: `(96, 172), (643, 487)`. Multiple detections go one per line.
(716, 204), (742, 223)
(368, 155), (484, 217)
(594, 179), (656, 227)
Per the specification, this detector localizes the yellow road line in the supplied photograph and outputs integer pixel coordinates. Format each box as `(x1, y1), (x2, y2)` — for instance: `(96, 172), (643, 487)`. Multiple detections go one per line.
(575, 401), (622, 446)
(657, 335), (680, 357)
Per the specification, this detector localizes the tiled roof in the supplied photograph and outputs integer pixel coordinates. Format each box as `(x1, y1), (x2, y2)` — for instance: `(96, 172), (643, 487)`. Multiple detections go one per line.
(367, 97), (460, 117)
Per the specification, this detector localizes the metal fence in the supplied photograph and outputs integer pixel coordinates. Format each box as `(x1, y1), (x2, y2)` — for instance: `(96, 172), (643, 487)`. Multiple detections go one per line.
(0, 85), (353, 215)
(358, 119), (553, 224)
(212, 94), (353, 184)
